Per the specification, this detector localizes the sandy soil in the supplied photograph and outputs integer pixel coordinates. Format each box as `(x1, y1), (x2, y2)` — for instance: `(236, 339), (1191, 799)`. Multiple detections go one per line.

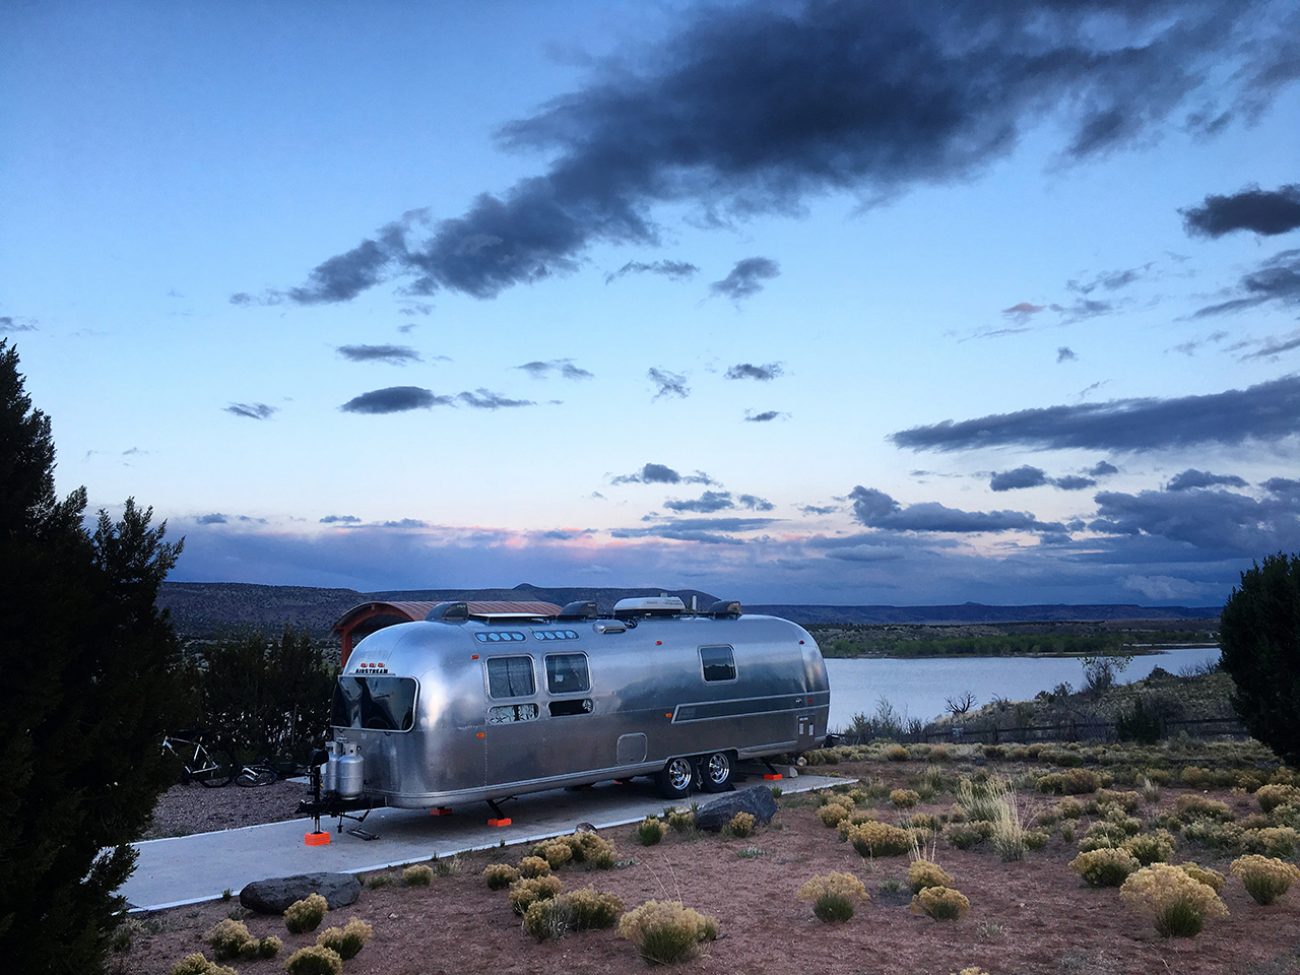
(118, 758), (1300, 975)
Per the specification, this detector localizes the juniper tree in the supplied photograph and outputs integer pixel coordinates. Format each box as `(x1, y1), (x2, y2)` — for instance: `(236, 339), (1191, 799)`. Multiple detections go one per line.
(0, 340), (186, 973)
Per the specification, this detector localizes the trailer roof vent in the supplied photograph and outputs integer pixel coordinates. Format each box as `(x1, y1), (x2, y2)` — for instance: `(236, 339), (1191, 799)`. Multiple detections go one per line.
(557, 599), (598, 620)
(708, 599), (743, 619)
(427, 601), (469, 623)
(613, 596), (686, 619)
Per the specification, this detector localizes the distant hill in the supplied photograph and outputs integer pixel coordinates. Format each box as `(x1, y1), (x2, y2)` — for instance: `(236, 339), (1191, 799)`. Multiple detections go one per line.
(158, 582), (721, 638)
(746, 603), (1221, 626)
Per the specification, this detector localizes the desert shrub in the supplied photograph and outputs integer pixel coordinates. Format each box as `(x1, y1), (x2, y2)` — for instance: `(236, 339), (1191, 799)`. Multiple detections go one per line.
(284, 945), (343, 975)
(930, 745), (952, 763)
(1023, 829), (1050, 851)
(522, 888), (623, 941)
(618, 900), (718, 964)
(849, 821), (913, 857)
(945, 821), (993, 850)
(284, 894), (328, 935)
(797, 872), (869, 923)
(1037, 769), (1102, 795)
(1123, 830), (1177, 866)
(818, 804), (850, 827)
(883, 744), (909, 762)
(508, 875), (564, 915)
(1071, 848), (1140, 887)
(983, 745), (1005, 759)
(562, 831), (617, 868)
(1140, 777), (1162, 804)
(1174, 795), (1235, 822)
(1271, 803), (1300, 829)
(890, 789), (921, 809)
(256, 936), (282, 959)
(667, 810), (696, 832)
(1241, 813), (1273, 830)
(1178, 863), (1225, 892)
(1037, 807), (1061, 827)
(402, 864), (434, 886)
(1096, 789), (1142, 814)
(170, 954), (238, 975)
(909, 812), (940, 832)
(519, 855), (552, 878)
(534, 840), (575, 870)
(908, 859), (953, 893)
(1240, 826), (1300, 858)
(727, 812), (757, 837)
(911, 885), (970, 921)
(1055, 798), (1085, 820)
(1120, 864), (1229, 938)
(958, 777), (1007, 822)
(1059, 822), (1076, 844)
(484, 863), (520, 890)
(523, 897), (574, 942)
(637, 816), (669, 846)
(204, 919), (255, 961)
(1181, 819), (1244, 852)
(316, 919), (372, 961)
(1231, 855), (1300, 905)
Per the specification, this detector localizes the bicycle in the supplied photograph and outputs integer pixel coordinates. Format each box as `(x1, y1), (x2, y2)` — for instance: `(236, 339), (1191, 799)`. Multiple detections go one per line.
(160, 730), (236, 788)
(234, 751), (309, 787)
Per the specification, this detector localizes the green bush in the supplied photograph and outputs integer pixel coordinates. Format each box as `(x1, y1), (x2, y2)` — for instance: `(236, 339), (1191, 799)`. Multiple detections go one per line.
(523, 887), (624, 940)
(726, 812), (756, 838)
(1120, 864), (1228, 938)
(944, 821), (993, 850)
(1231, 855), (1300, 905)
(534, 840), (575, 870)
(890, 789), (921, 808)
(518, 855), (552, 878)
(1036, 770), (1102, 795)
(908, 859), (953, 893)
(256, 936), (282, 959)
(402, 864), (434, 886)
(1122, 830), (1177, 866)
(667, 810), (696, 833)
(1070, 848), (1140, 887)
(1178, 863), (1225, 892)
(283, 893), (328, 935)
(618, 900), (718, 964)
(848, 821), (913, 857)
(283, 945), (343, 975)
(637, 817), (669, 846)
(170, 954), (237, 975)
(1240, 826), (1300, 858)
(508, 875), (563, 916)
(1256, 784), (1300, 813)
(911, 885), (969, 920)
(316, 919), (372, 961)
(483, 863), (520, 889)
(798, 872), (868, 923)
(204, 919), (255, 961)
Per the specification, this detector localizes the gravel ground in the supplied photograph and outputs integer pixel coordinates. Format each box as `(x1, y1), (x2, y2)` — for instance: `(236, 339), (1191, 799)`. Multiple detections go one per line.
(142, 779), (309, 839)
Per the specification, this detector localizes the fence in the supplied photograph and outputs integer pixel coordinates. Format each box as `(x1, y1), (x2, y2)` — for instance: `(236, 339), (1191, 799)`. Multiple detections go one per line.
(835, 716), (1248, 747)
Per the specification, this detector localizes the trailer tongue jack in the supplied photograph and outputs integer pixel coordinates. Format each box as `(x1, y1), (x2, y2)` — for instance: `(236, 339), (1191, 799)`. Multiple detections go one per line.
(299, 758), (383, 842)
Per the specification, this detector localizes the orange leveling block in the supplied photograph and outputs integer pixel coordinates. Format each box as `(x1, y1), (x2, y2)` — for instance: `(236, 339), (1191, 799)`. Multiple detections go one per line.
(304, 831), (331, 846)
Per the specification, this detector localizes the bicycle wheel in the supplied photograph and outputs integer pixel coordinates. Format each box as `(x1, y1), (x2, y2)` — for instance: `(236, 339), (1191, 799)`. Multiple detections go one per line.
(194, 746), (237, 788)
(235, 765), (279, 787)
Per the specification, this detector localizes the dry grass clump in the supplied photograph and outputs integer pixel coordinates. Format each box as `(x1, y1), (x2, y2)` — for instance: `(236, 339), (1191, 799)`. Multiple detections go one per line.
(908, 859), (954, 893)
(316, 919), (372, 961)
(1122, 830), (1177, 865)
(882, 744), (910, 762)
(1070, 848), (1140, 887)
(284, 944), (343, 975)
(203, 919), (281, 961)
(402, 864), (434, 886)
(911, 885), (970, 920)
(1255, 784), (1300, 813)
(637, 816), (669, 846)
(848, 821), (913, 857)
(518, 855), (552, 878)
(523, 887), (624, 940)
(1036, 770), (1102, 795)
(818, 803), (851, 827)
(1096, 789), (1142, 814)
(1120, 863), (1228, 937)
(890, 789), (921, 808)
(944, 820), (993, 850)
(483, 863), (520, 890)
(534, 840), (575, 870)
(1231, 855), (1300, 905)
(666, 809), (696, 833)
(541, 830), (619, 869)
(508, 875), (564, 916)
(1174, 794), (1235, 822)
(170, 953), (238, 975)
(1055, 798), (1086, 820)
(797, 871), (869, 922)
(617, 900), (719, 964)
(284, 893), (328, 934)
(1178, 863), (1226, 892)
(1240, 826), (1300, 858)
(726, 812), (757, 837)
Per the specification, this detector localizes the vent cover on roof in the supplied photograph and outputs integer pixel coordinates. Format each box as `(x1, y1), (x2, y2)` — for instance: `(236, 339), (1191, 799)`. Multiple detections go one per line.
(708, 599), (743, 619)
(557, 599), (598, 620)
(613, 596), (685, 619)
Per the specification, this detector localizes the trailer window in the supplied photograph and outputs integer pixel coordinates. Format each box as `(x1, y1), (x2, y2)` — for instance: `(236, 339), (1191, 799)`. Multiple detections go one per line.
(332, 676), (417, 731)
(545, 653), (590, 694)
(486, 655), (535, 698)
(699, 645), (736, 682)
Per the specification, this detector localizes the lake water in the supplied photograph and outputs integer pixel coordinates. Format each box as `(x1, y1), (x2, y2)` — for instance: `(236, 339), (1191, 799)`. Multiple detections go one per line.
(825, 646), (1222, 731)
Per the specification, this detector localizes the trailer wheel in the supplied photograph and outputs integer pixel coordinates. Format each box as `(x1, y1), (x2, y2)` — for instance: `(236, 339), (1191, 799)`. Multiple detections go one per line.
(700, 752), (733, 792)
(655, 757), (694, 799)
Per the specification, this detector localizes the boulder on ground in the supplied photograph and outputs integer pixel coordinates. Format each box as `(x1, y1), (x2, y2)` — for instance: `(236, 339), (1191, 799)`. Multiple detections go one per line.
(693, 785), (779, 833)
(239, 872), (360, 914)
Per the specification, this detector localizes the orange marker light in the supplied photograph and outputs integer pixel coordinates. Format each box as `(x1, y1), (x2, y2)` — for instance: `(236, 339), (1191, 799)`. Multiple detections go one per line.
(475, 731), (486, 739)
(655, 640), (662, 646)
(470, 653), (479, 660)
(664, 712), (673, 718)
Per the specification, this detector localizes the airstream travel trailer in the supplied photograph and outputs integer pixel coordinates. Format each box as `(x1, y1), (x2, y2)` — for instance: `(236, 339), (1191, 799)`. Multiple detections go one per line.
(309, 597), (830, 816)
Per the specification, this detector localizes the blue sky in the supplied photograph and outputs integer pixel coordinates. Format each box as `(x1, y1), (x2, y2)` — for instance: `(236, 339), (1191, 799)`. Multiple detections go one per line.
(3, 0), (1299, 605)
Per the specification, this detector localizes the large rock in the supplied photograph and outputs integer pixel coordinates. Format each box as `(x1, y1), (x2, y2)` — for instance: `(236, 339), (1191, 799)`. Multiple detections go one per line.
(693, 785), (779, 833)
(239, 872), (361, 914)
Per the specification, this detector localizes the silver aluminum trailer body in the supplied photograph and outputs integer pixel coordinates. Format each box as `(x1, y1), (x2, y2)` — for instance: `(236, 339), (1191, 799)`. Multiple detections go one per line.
(329, 610), (830, 808)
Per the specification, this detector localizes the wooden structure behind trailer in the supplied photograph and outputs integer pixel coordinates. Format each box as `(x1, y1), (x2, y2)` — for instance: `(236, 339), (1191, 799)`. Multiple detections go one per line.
(333, 600), (562, 668)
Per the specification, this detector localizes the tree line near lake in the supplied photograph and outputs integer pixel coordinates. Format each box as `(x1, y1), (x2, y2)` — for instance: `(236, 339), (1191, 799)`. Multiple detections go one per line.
(810, 623), (1218, 659)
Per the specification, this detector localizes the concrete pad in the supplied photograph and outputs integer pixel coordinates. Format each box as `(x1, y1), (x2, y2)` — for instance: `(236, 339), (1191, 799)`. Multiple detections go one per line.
(121, 771), (849, 912)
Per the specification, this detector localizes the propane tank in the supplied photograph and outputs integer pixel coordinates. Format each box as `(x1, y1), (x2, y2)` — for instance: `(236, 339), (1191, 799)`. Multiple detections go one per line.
(323, 740), (339, 795)
(336, 742), (364, 800)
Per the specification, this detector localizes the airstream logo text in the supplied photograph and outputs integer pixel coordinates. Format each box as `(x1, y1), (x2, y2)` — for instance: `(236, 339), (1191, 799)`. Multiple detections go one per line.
(356, 662), (390, 674)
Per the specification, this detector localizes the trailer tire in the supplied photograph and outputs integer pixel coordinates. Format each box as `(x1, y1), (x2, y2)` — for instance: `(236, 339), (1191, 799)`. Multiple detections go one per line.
(700, 752), (733, 792)
(655, 757), (694, 799)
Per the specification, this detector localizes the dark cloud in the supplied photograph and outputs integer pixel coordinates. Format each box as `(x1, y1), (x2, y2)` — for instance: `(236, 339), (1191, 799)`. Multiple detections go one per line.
(891, 376), (1300, 452)
(1241, 330), (1300, 361)
(1052, 475), (1096, 491)
(0, 315), (37, 333)
(337, 344), (421, 365)
(225, 402), (277, 420)
(849, 486), (1061, 533)
(989, 466), (1049, 492)
(799, 504), (839, 516)
(744, 410), (784, 423)
(197, 513), (228, 525)
(664, 490), (736, 513)
(1093, 487), (1300, 554)
(457, 389), (536, 410)
(281, 2), (1295, 306)
(515, 359), (594, 380)
(381, 518), (430, 529)
(320, 514), (362, 524)
(737, 494), (775, 511)
(612, 514), (777, 543)
(1167, 468), (1249, 491)
(710, 257), (780, 301)
(1182, 183), (1300, 238)
(340, 386), (450, 414)
(1057, 347), (1077, 363)
(725, 362), (784, 381)
(1089, 461), (1119, 477)
(1263, 477), (1300, 501)
(1067, 265), (1150, 295)
(605, 259), (698, 284)
(1194, 249), (1300, 317)
(648, 367), (689, 400)
(612, 463), (715, 486)
(1003, 302), (1046, 319)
